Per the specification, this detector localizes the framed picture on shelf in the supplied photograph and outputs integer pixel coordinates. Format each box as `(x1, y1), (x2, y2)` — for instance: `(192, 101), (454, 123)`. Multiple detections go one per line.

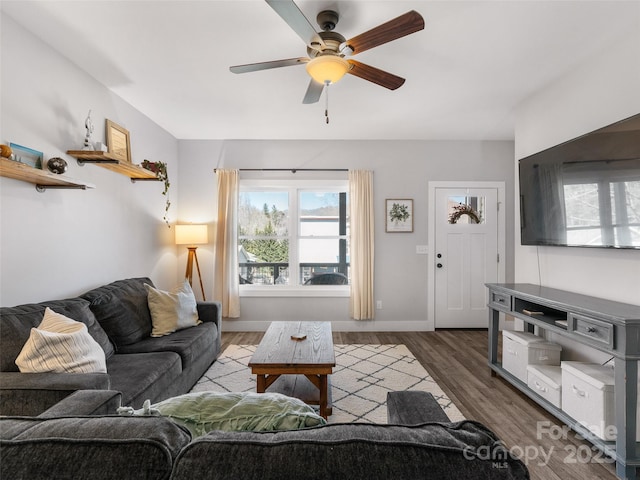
(9, 143), (43, 169)
(106, 119), (132, 163)
(386, 199), (413, 233)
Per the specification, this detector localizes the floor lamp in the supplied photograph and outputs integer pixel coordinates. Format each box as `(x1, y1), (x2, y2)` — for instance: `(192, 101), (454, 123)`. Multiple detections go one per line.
(175, 224), (208, 301)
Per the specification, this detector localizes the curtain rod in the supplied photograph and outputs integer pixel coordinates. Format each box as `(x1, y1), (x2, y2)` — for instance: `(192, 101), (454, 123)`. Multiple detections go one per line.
(214, 168), (348, 173)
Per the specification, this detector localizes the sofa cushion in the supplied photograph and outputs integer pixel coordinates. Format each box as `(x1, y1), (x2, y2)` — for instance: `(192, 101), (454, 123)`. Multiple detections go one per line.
(117, 321), (217, 371)
(39, 390), (123, 417)
(172, 421), (529, 480)
(16, 308), (107, 374)
(81, 278), (154, 348)
(0, 416), (190, 480)
(106, 351), (183, 408)
(145, 280), (201, 337)
(387, 391), (451, 424)
(0, 372), (110, 417)
(0, 298), (114, 372)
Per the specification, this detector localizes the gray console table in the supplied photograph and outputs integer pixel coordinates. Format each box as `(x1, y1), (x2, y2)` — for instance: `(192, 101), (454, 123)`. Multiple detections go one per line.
(486, 283), (640, 479)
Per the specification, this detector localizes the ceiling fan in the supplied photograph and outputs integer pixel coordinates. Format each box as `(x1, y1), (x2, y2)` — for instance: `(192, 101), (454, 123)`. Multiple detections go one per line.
(229, 0), (425, 105)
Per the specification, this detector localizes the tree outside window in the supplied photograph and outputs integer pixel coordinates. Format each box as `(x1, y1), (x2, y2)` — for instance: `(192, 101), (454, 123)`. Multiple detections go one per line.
(238, 181), (349, 287)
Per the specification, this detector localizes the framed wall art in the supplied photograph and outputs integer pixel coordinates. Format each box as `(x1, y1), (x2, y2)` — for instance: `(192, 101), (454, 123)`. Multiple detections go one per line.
(106, 119), (132, 163)
(9, 143), (43, 169)
(386, 199), (413, 233)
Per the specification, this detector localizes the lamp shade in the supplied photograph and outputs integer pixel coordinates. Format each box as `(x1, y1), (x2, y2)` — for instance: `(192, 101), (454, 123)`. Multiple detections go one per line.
(175, 224), (208, 245)
(306, 56), (350, 84)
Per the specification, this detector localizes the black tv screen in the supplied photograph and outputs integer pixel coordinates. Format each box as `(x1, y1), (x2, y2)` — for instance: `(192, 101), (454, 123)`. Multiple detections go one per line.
(519, 113), (640, 249)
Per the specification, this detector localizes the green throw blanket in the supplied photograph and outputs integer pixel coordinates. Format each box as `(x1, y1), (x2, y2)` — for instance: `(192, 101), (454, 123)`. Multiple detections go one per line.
(118, 391), (326, 437)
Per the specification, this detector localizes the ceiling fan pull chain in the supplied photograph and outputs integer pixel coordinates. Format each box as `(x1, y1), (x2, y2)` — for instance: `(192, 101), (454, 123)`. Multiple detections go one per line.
(325, 81), (330, 124)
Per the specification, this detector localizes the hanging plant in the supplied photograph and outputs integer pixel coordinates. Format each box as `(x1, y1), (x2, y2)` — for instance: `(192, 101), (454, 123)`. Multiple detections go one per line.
(449, 203), (481, 224)
(142, 159), (171, 227)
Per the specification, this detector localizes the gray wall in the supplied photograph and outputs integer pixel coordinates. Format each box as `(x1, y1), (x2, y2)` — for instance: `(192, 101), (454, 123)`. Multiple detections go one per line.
(1, 15), (179, 305)
(513, 29), (640, 361)
(1, 12), (516, 332)
(177, 139), (515, 331)
(514, 30), (640, 305)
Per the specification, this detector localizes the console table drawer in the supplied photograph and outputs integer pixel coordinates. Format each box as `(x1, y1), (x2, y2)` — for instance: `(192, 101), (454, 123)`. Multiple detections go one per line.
(490, 291), (512, 312)
(569, 313), (614, 349)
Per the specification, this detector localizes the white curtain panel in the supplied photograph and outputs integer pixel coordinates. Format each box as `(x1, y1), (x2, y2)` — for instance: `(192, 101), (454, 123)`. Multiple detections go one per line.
(213, 169), (240, 318)
(349, 170), (375, 320)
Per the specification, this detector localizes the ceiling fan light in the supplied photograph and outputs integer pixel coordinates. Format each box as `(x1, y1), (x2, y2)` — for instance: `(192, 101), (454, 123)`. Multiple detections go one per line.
(306, 56), (349, 84)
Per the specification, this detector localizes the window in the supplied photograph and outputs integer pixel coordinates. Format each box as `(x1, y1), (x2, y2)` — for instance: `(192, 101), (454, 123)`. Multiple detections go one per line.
(238, 179), (349, 295)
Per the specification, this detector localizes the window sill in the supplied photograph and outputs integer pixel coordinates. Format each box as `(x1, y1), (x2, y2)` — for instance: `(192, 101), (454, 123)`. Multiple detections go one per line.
(240, 286), (350, 298)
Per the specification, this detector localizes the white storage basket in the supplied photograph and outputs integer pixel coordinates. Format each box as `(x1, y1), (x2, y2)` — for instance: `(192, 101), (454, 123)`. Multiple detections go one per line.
(561, 361), (640, 441)
(527, 364), (562, 408)
(502, 330), (562, 383)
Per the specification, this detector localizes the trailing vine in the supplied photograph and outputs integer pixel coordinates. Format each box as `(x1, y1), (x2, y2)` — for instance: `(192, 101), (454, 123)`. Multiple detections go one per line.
(142, 160), (171, 227)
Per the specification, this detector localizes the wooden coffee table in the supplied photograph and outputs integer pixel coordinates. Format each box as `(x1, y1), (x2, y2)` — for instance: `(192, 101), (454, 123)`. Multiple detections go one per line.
(248, 321), (335, 419)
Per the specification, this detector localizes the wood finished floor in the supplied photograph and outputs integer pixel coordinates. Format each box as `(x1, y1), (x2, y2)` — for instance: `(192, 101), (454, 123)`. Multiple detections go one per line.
(221, 329), (624, 480)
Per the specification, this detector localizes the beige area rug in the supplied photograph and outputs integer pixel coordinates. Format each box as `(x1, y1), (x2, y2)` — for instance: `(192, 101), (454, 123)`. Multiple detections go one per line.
(191, 344), (465, 424)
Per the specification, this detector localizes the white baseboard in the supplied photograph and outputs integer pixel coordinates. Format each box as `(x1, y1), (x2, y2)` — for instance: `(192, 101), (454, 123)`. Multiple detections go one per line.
(221, 319), (435, 332)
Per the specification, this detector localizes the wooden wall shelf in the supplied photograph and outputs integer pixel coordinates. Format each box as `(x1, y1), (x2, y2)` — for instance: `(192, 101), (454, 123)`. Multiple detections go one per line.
(0, 157), (94, 192)
(67, 150), (159, 181)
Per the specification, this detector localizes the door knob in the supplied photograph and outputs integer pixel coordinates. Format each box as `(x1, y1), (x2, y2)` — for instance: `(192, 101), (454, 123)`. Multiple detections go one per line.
(437, 253), (442, 258)
(437, 263), (443, 268)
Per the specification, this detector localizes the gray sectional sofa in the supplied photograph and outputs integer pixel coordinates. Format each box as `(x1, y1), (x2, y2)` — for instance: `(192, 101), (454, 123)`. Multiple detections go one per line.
(0, 278), (529, 478)
(0, 389), (530, 480)
(0, 277), (221, 416)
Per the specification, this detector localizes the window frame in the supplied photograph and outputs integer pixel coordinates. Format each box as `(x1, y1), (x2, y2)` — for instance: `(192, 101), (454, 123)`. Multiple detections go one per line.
(239, 178), (350, 298)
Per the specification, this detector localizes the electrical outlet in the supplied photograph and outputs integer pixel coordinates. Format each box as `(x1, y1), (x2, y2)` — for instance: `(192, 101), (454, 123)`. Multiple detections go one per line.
(376, 300), (383, 310)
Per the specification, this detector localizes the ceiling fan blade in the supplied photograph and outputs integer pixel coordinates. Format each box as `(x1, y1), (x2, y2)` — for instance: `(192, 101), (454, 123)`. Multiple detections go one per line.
(230, 57), (309, 74)
(302, 79), (324, 104)
(265, 0), (325, 49)
(344, 10), (424, 55)
(347, 60), (405, 90)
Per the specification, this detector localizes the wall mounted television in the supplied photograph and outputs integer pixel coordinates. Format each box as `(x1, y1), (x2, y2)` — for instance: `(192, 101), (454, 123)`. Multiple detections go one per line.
(519, 113), (640, 249)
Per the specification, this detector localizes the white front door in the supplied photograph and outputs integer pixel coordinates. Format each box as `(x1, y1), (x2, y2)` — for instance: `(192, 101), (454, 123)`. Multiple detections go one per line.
(434, 187), (500, 328)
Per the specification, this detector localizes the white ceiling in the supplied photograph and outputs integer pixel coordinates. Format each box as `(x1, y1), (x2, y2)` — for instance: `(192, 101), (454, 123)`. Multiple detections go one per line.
(2, 1), (638, 141)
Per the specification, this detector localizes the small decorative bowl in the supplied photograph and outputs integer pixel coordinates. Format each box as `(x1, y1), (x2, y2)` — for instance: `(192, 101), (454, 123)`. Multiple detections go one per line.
(47, 157), (68, 174)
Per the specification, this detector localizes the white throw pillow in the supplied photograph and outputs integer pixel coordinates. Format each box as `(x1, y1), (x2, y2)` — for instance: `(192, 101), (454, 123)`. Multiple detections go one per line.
(15, 307), (107, 373)
(145, 280), (201, 337)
